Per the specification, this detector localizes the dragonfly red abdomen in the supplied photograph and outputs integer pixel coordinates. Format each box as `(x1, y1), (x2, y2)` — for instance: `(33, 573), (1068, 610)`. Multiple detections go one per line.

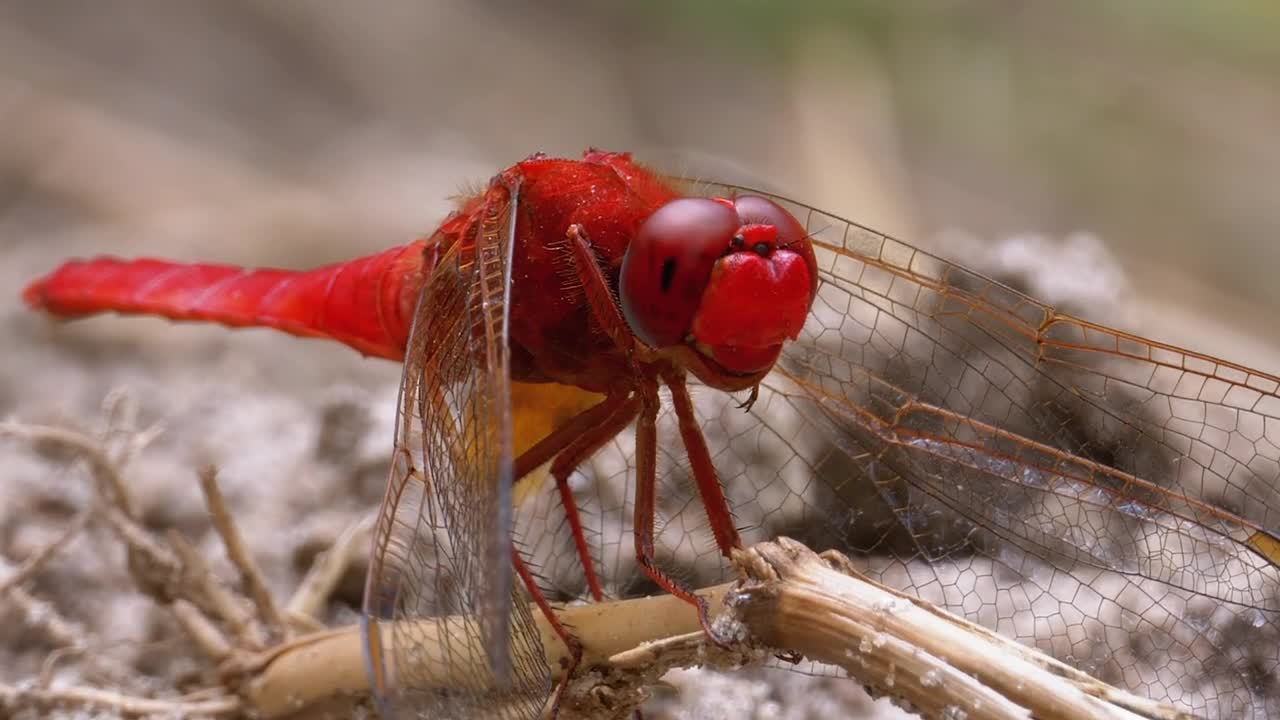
(22, 241), (432, 361)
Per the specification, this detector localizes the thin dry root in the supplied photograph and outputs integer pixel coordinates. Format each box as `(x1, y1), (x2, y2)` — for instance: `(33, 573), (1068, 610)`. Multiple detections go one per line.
(199, 465), (290, 642)
(286, 513), (374, 630)
(0, 504), (94, 597)
(3, 584), (85, 650)
(0, 421), (136, 516)
(0, 504), (94, 651)
(0, 683), (241, 718)
(1, 417), (257, 717)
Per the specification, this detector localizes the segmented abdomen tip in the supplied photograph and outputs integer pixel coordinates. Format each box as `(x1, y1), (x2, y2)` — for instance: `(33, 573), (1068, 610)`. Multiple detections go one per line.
(21, 278), (49, 309)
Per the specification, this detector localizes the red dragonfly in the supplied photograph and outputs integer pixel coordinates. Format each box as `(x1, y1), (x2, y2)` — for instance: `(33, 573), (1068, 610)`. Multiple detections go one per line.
(23, 150), (1280, 719)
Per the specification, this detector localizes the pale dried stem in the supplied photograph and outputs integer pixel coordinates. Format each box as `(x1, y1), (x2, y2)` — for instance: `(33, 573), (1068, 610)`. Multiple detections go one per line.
(5, 420), (244, 642)
(570, 627), (763, 719)
(172, 599), (233, 663)
(0, 504), (94, 597)
(5, 584), (85, 649)
(166, 529), (267, 651)
(239, 538), (1186, 720)
(96, 389), (166, 469)
(732, 538), (1178, 720)
(286, 513), (375, 626)
(242, 585), (734, 719)
(96, 388), (138, 447)
(1, 418), (249, 716)
(33, 642), (141, 692)
(816, 551), (1182, 720)
(284, 611), (327, 637)
(198, 465), (289, 641)
(4, 419), (266, 651)
(75, 472), (263, 656)
(100, 503), (179, 583)
(0, 682), (241, 718)
(38, 646), (81, 688)
(0, 505), (94, 660)
(0, 421), (136, 516)
(0, 498), (118, 690)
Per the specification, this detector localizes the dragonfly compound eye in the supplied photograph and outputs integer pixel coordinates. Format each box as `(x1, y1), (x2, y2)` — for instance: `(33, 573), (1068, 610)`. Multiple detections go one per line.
(621, 195), (818, 376)
(620, 197), (740, 348)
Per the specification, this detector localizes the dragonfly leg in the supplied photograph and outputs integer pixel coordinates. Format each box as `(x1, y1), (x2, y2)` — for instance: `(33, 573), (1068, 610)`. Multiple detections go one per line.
(662, 368), (742, 557)
(632, 378), (727, 646)
(545, 395), (642, 601)
(513, 393), (642, 602)
(561, 224), (728, 644)
(511, 543), (580, 719)
(514, 395), (621, 479)
(562, 224), (642, 364)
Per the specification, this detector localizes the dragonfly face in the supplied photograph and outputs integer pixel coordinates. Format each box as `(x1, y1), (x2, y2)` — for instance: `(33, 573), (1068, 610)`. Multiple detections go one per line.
(619, 194), (819, 390)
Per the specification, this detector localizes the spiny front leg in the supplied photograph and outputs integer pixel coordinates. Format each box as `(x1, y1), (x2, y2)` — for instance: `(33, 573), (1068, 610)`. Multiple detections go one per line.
(512, 393), (641, 602)
(631, 376), (724, 644)
(559, 224), (725, 644)
(662, 368), (742, 557)
(559, 224), (644, 369)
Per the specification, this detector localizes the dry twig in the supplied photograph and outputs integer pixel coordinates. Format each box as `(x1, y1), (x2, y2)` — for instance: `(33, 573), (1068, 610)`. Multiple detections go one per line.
(198, 465), (289, 642)
(0, 505), (93, 597)
(286, 513), (374, 630)
(2, 420), (250, 717)
(0, 682), (241, 718)
(730, 539), (1178, 720)
(0, 506), (95, 657)
(0, 421), (136, 516)
(166, 526), (267, 652)
(3, 585), (85, 651)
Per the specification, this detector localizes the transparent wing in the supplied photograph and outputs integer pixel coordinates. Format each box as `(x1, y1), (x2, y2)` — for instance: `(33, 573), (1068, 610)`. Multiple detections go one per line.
(515, 182), (1280, 719)
(727, 185), (1280, 718)
(363, 180), (549, 719)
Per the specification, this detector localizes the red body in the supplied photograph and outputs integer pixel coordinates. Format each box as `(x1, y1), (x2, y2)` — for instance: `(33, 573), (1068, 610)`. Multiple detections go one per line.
(23, 150), (1280, 719)
(24, 150), (821, 704)
(495, 154), (682, 391)
(24, 153), (682, 391)
(26, 151), (812, 395)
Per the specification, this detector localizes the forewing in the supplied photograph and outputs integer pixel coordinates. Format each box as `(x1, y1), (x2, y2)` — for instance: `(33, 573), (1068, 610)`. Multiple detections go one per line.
(702, 184), (1280, 717)
(363, 180), (549, 719)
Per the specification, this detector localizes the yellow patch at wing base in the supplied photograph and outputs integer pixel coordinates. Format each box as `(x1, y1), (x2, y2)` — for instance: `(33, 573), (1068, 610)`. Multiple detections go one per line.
(510, 382), (605, 507)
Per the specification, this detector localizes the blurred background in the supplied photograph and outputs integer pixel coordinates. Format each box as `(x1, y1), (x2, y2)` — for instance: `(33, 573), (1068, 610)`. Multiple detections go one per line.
(2, 2), (1278, 718)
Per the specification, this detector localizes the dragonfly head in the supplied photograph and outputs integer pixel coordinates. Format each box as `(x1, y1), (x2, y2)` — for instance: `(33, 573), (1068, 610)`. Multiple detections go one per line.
(620, 195), (818, 391)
